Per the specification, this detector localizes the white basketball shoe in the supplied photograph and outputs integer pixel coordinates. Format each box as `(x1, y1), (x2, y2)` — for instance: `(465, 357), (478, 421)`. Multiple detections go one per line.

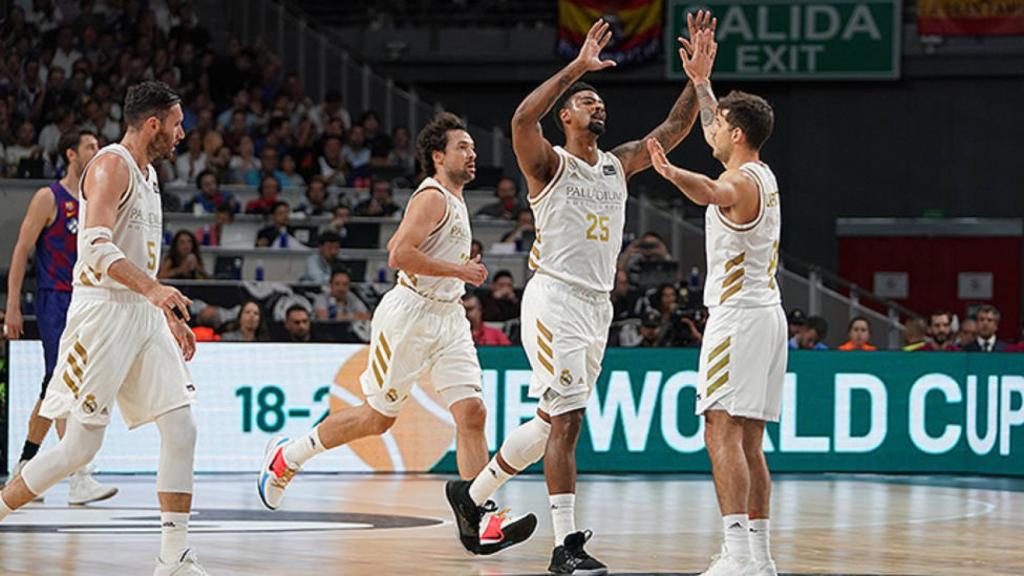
(68, 467), (118, 505)
(746, 560), (779, 576)
(699, 546), (754, 576)
(153, 549), (210, 576)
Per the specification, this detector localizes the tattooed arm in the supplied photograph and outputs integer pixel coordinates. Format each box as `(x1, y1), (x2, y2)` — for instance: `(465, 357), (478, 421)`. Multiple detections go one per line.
(694, 82), (718, 148)
(512, 19), (615, 196)
(611, 10), (715, 180)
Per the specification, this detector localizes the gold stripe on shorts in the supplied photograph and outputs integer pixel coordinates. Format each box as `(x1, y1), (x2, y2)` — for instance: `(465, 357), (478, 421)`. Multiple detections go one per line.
(62, 371), (81, 398)
(707, 371), (729, 397)
(67, 353), (84, 381)
(74, 341), (89, 365)
(536, 319), (553, 342)
(537, 353), (555, 376)
(706, 354), (730, 381)
(379, 334), (393, 360)
(371, 359), (385, 388)
(537, 336), (554, 359)
(707, 337), (731, 364)
(374, 347), (389, 376)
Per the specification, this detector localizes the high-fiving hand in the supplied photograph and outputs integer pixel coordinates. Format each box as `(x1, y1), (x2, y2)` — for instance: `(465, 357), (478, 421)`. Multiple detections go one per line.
(646, 138), (677, 181)
(573, 19), (617, 72)
(678, 11), (718, 83)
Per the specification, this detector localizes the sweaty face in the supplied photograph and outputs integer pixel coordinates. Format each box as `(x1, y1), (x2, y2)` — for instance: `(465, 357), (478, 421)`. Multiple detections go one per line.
(437, 129), (476, 185)
(561, 91), (606, 136)
(149, 104), (185, 160)
(711, 111), (735, 163)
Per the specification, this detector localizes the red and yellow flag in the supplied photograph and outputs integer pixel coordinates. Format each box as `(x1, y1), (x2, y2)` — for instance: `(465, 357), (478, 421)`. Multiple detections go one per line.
(918, 0), (1024, 35)
(557, 0), (664, 65)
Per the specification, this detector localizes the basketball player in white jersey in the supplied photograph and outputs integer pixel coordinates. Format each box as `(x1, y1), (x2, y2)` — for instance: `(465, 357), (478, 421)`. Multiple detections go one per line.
(447, 14), (714, 575)
(0, 81), (209, 576)
(257, 113), (537, 554)
(648, 27), (784, 576)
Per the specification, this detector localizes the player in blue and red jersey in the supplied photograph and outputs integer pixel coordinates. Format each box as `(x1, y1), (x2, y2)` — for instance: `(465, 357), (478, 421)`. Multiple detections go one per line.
(3, 129), (117, 504)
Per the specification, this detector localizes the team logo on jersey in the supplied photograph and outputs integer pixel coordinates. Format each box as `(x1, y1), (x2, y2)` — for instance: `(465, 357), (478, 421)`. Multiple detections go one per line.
(64, 201), (76, 215)
(601, 164), (617, 176)
(559, 369), (573, 387)
(82, 394), (98, 415)
(385, 389), (400, 403)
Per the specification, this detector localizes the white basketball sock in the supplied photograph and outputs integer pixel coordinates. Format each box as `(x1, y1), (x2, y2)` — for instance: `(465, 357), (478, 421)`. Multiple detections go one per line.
(160, 512), (190, 564)
(549, 493), (576, 546)
(722, 514), (751, 561)
(749, 518), (772, 563)
(468, 459), (513, 505)
(283, 427), (327, 468)
(0, 493), (13, 521)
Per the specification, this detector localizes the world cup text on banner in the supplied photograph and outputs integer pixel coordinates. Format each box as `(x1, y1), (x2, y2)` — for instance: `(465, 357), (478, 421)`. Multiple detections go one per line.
(666, 0), (901, 80)
(7, 342), (1023, 475)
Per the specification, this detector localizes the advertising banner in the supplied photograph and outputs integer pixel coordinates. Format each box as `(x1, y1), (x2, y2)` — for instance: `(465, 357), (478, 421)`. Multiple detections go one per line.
(7, 343), (1023, 475)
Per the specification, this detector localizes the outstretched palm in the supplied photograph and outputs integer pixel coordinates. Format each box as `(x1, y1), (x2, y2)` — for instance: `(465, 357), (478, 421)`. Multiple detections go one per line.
(573, 19), (617, 72)
(678, 11), (718, 83)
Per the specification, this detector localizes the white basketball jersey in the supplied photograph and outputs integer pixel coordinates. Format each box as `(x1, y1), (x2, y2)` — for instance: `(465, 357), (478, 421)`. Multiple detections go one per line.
(73, 144), (163, 291)
(528, 146), (627, 293)
(396, 177), (472, 302)
(703, 161), (781, 308)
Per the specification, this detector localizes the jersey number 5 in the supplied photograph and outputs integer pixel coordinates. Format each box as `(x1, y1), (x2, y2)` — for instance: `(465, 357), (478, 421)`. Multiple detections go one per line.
(146, 241), (157, 271)
(585, 213), (609, 242)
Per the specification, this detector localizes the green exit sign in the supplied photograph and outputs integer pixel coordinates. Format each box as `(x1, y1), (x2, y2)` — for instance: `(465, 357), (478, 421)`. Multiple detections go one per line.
(667, 0), (901, 80)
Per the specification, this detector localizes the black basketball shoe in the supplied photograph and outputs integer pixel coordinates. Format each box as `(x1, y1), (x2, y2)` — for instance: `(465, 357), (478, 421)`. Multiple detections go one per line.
(548, 530), (608, 575)
(445, 479), (538, 555)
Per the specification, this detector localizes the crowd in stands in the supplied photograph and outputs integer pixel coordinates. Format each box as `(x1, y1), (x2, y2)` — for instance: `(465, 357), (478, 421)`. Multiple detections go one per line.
(3, 2), (1023, 353)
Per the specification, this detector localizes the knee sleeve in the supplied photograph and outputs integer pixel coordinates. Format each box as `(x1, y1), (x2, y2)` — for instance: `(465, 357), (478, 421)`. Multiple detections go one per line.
(21, 419), (106, 495)
(499, 417), (551, 471)
(155, 406), (197, 494)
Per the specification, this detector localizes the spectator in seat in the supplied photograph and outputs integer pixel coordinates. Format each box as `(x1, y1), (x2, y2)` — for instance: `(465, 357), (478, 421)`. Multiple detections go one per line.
(361, 110), (392, 164)
(230, 135), (260, 183)
(902, 318), (928, 351)
(302, 231), (342, 284)
(639, 310), (665, 348)
(245, 175), (281, 215)
(282, 304), (312, 343)
(962, 305), (1009, 352)
(498, 208), (535, 252)
(207, 145), (234, 184)
(342, 123), (371, 183)
(470, 239), (484, 261)
(326, 204), (352, 240)
(279, 153), (306, 187)
(244, 145), (286, 188)
(791, 315), (829, 350)
(221, 300), (270, 342)
(185, 169), (238, 214)
(476, 176), (525, 220)
(787, 308), (807, 340)
(478, 270), (520, 322)
(838, 316), (876, 351)
(387, 125), (415, 174)
(317, 134), (348, 188)
(464, 294), (511, 346)
(174, 130), (207, 185)
(611, 269), (642, 322)
(196, 202), (234, 247)
(314, 269), (370, 321)
(256, 201), (300, 248)
(354, 178), (402, 218)
(296, 177), (333, 217)
(956, 317), (977, 349)
(618, 231), (672, 273)
(921, 310), (958, 351)
(6, 120), (43, 177)
(158, 230), (209, 280)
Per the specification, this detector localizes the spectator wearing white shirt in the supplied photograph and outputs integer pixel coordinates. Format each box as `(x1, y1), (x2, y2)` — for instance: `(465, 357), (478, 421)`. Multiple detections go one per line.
(37, 107), (76, 159)
(314, 269), (370, 322)
(174, 130), (207, 184)
(49, 27), (82, 77)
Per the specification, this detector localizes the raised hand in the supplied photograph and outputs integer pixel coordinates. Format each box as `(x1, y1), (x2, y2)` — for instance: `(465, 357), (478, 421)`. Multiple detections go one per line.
(646, 138), (676, 180)
(572, 19), (617, 72)
(679, 28), (718, 84)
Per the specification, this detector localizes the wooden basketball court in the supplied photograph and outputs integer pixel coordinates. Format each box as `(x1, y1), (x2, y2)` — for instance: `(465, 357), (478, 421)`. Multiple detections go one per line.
(0, 473), (1019, 575)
